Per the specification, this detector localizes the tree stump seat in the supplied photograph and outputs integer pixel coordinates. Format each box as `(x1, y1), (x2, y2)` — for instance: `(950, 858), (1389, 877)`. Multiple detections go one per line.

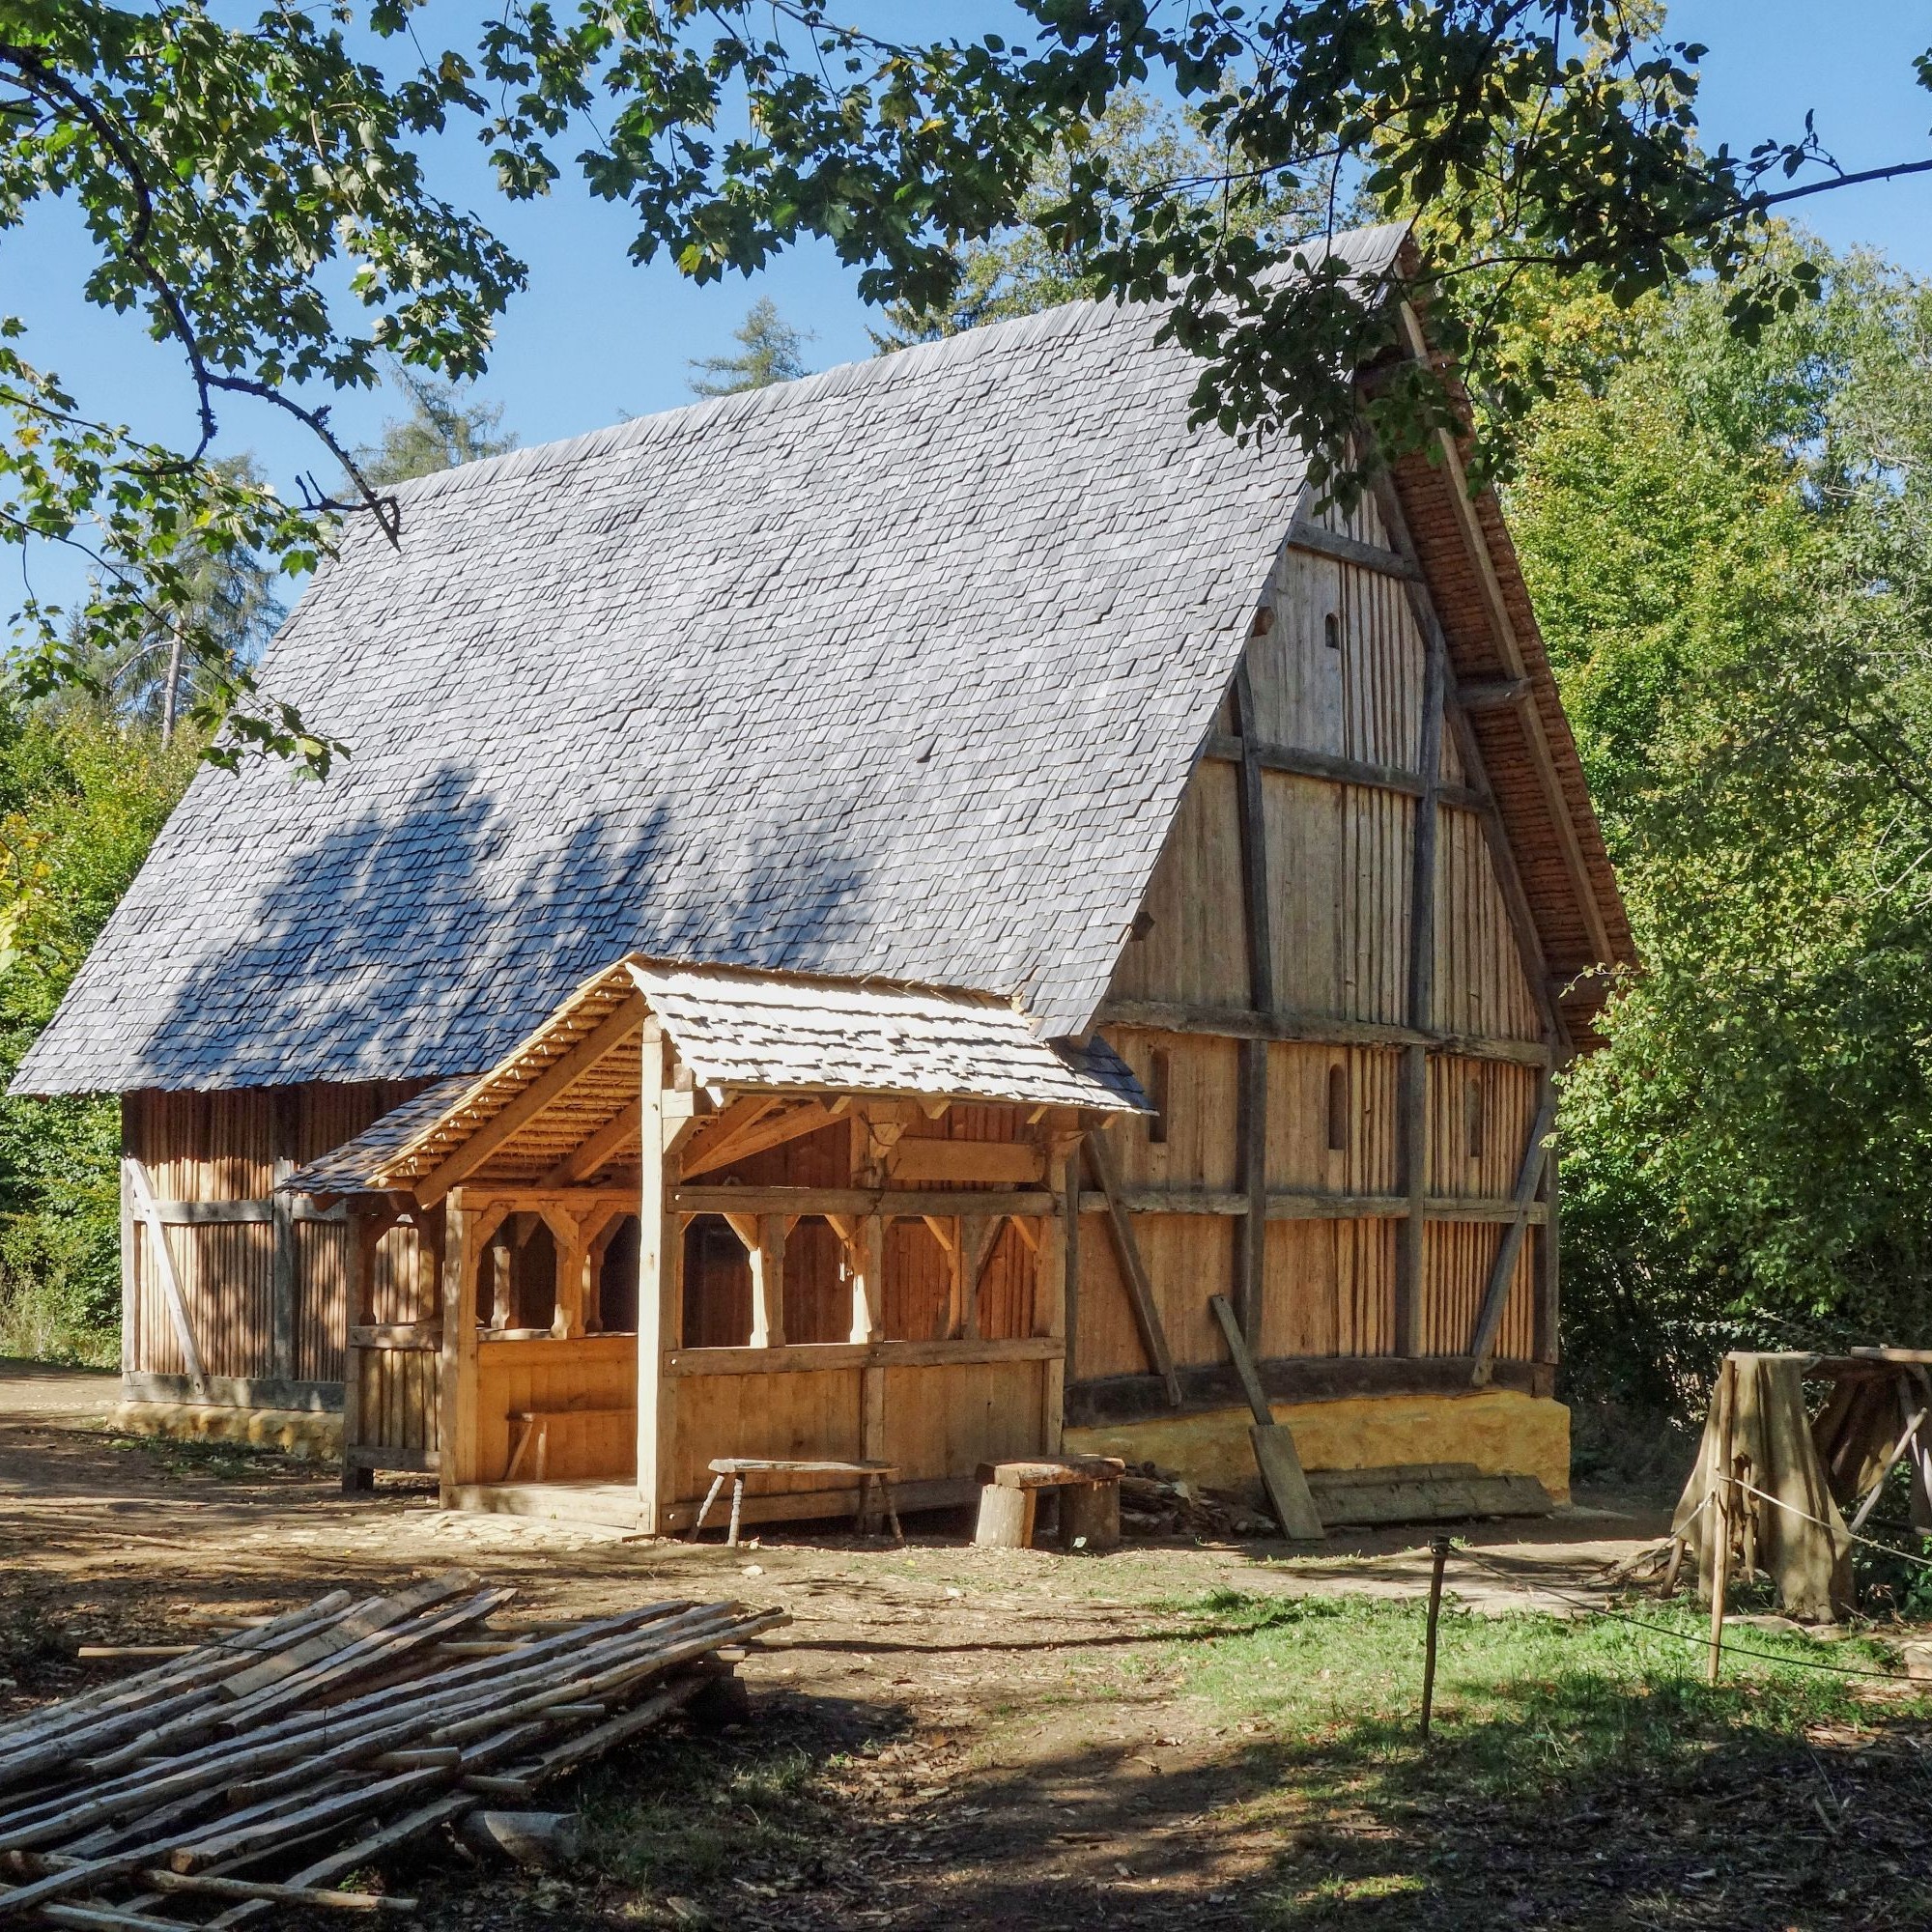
(974, 1456), (1125, 1551)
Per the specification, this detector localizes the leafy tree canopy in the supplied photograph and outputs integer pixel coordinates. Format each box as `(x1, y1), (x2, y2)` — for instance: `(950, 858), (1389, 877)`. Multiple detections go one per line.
(7, 4), (1929, 767)
(687, 297), (812, 396)
(1507, 243), (1932, 1408)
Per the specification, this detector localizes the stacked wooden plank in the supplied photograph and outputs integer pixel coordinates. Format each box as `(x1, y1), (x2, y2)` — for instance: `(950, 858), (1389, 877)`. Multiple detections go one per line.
(0, 1572), (783, 1926)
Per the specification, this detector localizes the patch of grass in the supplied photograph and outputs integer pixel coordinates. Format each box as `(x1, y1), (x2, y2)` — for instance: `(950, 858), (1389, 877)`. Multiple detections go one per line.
(1164, 1590), (1932, 1927)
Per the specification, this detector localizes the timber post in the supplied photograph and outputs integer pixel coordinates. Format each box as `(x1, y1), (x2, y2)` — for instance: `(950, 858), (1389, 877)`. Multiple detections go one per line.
(1397, 593), (1446, 1356)
(635, 1021), (681, 1536)
(436, 1189), (475, 1509)
(1232, 652), (1275, 1350)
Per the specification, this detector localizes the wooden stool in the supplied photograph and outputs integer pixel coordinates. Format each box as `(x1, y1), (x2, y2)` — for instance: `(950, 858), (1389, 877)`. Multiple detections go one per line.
(974, 1457), (1125, 1551)
(688, 1457), (904, 1548)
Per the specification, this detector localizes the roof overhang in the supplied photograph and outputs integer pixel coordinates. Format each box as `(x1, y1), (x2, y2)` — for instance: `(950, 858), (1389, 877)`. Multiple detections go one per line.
(285, 954), (1148, 1202)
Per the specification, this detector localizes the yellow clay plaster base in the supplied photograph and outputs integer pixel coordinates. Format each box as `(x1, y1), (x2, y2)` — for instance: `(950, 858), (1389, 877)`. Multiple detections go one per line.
(1065, 1389), (1570, 1503)
(111, 1400), (342, 1463)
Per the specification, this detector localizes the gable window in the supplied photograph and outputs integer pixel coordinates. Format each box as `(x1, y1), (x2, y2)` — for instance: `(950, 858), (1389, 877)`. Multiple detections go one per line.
(1325, 1062), (1349, 1153)
(1147, 1047), (1171, 1146)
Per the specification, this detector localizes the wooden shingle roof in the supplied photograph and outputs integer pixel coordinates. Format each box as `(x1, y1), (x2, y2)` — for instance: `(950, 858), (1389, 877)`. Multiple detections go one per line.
(286, 954), (1145, 1197)
(15, 220), (1630, 1095)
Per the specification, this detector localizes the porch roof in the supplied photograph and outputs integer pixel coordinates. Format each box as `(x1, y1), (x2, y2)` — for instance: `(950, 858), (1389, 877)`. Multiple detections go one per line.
(285, 954), (1147, 1199)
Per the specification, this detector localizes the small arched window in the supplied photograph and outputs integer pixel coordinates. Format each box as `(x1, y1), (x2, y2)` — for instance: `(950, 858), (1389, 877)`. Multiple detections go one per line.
(1325, 1062), (1349, 1153)
(1323, 610), (1342, 652)
(1147, 1048), (1171, 1147)
(1465, 1077), (1485, 1160)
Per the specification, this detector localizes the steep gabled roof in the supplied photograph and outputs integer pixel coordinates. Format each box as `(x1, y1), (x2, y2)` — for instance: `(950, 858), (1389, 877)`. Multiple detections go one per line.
(14, 221), (1626, 1096)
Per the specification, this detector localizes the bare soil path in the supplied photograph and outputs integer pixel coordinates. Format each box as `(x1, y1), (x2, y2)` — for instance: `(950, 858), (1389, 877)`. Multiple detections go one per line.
(4, 1365), (1920, 1932)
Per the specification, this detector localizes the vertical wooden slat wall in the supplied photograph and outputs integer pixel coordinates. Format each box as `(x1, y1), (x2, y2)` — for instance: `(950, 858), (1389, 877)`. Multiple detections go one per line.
(124, 1079), (432, 1388)
(1087, 486), (1554, 1384)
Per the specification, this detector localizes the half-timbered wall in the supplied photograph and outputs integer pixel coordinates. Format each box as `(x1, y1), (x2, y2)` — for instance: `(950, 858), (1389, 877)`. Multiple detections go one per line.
(123, 1081), (431, 1399)
(1084, 488), (1552, 1398)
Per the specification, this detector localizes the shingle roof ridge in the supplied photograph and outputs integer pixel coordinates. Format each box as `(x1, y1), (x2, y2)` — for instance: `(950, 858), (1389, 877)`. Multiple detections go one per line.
(387, 218), (1412, 510)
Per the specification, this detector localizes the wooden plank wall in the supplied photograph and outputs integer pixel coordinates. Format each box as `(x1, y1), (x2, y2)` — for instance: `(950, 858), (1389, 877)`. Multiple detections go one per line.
(1086, 487), (1552, 1384)
(474, 1334), (635, 1482)
(124, 1081), (430, 1387)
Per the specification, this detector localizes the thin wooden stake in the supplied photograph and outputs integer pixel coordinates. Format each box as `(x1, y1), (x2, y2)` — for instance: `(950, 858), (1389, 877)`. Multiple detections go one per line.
(1420, 1535), (1450, 1739)
(1706, 1358), (1736, 1687)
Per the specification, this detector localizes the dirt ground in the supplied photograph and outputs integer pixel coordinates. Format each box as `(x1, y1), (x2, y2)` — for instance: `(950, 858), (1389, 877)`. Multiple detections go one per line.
(7, 1366), (1926, 1931)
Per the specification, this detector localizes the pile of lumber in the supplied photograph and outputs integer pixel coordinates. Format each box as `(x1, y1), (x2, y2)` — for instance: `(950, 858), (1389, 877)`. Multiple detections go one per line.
(0, 1571), (783, 1926)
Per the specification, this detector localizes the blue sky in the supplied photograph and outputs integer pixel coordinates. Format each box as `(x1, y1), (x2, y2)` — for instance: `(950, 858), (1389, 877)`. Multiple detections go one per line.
(11, 2), (1931, 615)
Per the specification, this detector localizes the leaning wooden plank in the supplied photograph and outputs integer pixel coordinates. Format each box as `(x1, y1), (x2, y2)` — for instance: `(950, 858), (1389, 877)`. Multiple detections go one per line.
(168, 1763), (453, 1872)
(1208, 1294), (1323, 1541)
(204, 1793), (474, 1930)
(464, 1672), (712, 1803)
(1468, 1085), (1559, 1386)
(0, 1853), (150, 1918)
(36, 1901), (177, 1931)
(126, 1157), (208, 1396)
(1083, 1134), (1182, 1406)
(215, 1572), (480, 1701)
(140, 1868), (416, 1913)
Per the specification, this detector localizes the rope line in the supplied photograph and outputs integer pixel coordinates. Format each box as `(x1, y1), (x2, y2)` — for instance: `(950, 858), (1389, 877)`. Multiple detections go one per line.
(1732, 1476), (1932, 1577)
(1451, 1548), (1913, 1684)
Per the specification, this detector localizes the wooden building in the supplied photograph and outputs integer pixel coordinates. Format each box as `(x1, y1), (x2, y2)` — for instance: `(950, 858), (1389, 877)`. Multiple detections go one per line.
(14, 222), (1634, 1522)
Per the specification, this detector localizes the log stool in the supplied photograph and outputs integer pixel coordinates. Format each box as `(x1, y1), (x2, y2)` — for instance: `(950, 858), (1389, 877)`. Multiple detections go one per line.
(688, 1458), (904, 1548)
(974, 1457), (1126, 1551)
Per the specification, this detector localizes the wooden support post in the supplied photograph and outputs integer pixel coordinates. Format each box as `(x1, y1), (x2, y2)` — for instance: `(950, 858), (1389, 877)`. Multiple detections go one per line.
(1706, 1357), (1736, 1685)
(1035, 1134), (1077, 1455)
(1534, 1135), (1561, 1366)
(539, 1206), (587, 1340)
(749, 1213), (786, 1349)
(117, 1129), (135, 1381)
(956, 1215), (1002, 1343)
(126, 1157), (208, 1397)
(1396, 600), (1445, 1358)
(1232, 657), (1273, 1350)
(636, 1022), (681, 1536)
(269, 1090), (298, 1383)
(1469, 1083), (1558, 1385)
(1063, 1132), (1082, 1388)
(1084, 1133), (1181, 1406)
(436, 1191), (476, 1509)
(339, 1209), (383, 1495)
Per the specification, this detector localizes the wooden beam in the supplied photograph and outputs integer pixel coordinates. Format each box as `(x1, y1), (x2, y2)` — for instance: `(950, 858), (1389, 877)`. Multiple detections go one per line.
(416, 995), (644, 1207)
(664, 1335), (1064, 1376)
(1457, 677), (1531, 711)
(1066, 1354), (1555, 1427)
(1395, 300), (1613, 968)
(636, 1021), (677, 1535)
(1470, 1084), (1559, 1385)
(890, 1140), (1044, 1185)
(953, 1214), (1005, 1341)
(117, 1128), (134, 1380)
(1286, 516), (1420, 581)
(1073, 1187), (1548, 1223)
(1094, 999), (1549, 1066)
(1231, 657), (1273, 1350)
(538, 1099), (641, 1188)
(672, 1184), (1057, 1218)
(1535, 1135), (1561, 1366)
(436, 1190), (476, 1507)
(126, 1158), (207, 1397)
(1083, 1132), (1181, 1406)
(1396, 598), (1445, 1360)
(1201, 731), (1486, 814)
(750, 1213), (786, 1350)
(682, 1097), (843, 1179)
